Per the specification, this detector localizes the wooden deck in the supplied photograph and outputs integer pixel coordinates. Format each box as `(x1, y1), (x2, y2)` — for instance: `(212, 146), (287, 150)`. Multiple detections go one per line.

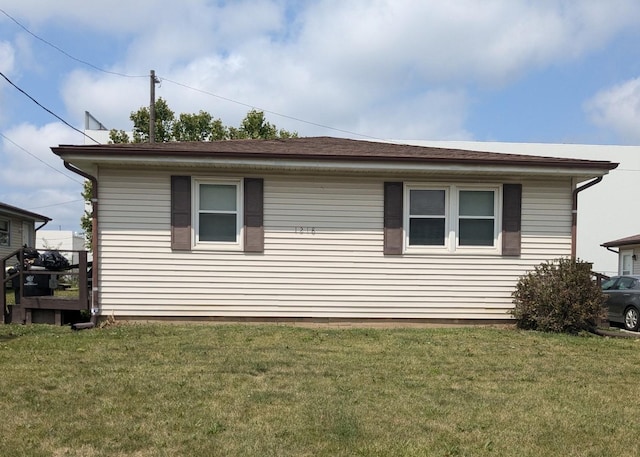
(2, 249), (90, 325)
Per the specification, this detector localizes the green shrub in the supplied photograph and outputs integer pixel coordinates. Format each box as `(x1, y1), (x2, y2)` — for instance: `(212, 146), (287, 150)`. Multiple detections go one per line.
(511, 258), (606, 334)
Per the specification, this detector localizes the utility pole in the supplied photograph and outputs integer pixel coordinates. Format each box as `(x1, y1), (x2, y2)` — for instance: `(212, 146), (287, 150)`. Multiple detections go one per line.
(149, 70), (160, 143)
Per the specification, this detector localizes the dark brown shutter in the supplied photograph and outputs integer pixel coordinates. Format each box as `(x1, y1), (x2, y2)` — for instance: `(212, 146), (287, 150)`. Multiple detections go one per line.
(171, 176), (191, 250)
(244, 178), (264, 252)
(384, 182), (403, 255)
(502, 183), (522, 256)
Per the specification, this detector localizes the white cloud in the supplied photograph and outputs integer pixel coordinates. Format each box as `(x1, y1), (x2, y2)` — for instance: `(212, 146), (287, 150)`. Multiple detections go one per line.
(0, 122), (85, 230)
(352, 89), (473, 140)
(61, 70), (150, 131)
(296, 0), (640, 86)
(585, 77), (640, 143)
(0, 40), (14, 74)
(0, 40), (15, 125)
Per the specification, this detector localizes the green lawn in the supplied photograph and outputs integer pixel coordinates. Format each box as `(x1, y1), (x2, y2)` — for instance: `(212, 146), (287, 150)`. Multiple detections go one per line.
(0, 323), (638, 456)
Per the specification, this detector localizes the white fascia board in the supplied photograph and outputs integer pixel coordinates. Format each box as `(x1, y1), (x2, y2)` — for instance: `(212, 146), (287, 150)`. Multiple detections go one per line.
(59, 154), (612, 179)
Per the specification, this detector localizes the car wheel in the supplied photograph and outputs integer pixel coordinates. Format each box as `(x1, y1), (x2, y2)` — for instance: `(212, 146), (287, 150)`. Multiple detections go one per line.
(623, 307), (640, 332)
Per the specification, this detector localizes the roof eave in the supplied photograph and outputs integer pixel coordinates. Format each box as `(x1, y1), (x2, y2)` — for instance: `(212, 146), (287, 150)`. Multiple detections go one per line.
(601, 236), (640, 248)
(55, 154), (613, 179)
(0, 203), (51, 222)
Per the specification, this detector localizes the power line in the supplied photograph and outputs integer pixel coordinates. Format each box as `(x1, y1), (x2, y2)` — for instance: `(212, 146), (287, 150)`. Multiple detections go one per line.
(0, 132), (85, 185)
(0, 8), (146, 79)
(0, 70), (100, 144)
(29, 199), (85, 210)
(160, 77), (386, 141)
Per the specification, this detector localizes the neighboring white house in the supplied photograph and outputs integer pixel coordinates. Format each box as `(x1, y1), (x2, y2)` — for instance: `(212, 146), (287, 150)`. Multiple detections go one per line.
(35, 230), (86, 265)
(51, 137), (616, 323)
(396, 140), (640, 276)
(601, 234), (640, 276)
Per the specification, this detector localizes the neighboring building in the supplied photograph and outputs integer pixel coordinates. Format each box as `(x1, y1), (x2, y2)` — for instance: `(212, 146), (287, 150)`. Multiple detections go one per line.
(84, 111), (112, 144)
(35, 230), (87, 265)
(601, 234), (640, 276)
(52, 137), (616, 323)
(0, 202), (51, 259)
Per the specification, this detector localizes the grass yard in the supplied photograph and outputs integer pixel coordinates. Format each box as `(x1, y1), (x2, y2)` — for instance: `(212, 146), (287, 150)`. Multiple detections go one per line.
(0, 323), (639, 456)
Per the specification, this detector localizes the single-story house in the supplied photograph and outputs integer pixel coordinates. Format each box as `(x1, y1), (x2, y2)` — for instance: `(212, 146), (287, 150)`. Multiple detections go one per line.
(52, 137), (617, 323)
(601, 234), (640, 276)
(0, 202), (51, 259)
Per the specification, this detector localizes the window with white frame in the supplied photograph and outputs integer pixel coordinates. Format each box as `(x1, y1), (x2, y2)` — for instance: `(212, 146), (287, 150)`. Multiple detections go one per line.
(457, 189), (496, 247)
(0, 219), (8, 246)
(194, 180), (242, 245)
(406, 184), (500, 252)
(408, 188), (448, 247)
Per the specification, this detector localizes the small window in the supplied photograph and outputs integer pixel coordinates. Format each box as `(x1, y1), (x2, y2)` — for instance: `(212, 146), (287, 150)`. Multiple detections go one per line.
(0, 219), (8, 246)
(408, 189), (447, 246)
(195, 180), (241, 245)
(458, 190), (496, 247)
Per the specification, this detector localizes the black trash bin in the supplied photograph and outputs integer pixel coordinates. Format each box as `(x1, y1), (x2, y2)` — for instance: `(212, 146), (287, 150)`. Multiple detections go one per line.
(7, 268), (55, 324)
(11, 267), (54, 305)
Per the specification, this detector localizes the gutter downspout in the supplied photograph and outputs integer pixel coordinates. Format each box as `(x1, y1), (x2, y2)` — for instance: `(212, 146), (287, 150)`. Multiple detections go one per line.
(571, 176), (603, 260)
(35, 221), (50, 231)
(64, 161), (99, 325)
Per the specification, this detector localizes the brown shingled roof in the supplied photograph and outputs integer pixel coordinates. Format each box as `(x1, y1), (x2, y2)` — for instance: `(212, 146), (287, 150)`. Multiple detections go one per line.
(601, 234), (640, 248)
(52, 137), (618, 171)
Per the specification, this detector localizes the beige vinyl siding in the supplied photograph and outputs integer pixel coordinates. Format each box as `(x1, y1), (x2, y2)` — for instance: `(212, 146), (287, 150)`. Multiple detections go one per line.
(97, 169), (573, 320)
(0, 216), (31, 259)
(520, 180), (572, 258)
(0, 217), (13, 259)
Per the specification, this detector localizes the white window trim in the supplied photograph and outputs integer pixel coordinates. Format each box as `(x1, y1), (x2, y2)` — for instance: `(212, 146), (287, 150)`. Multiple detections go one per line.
(454, 185), (501, 252)
(404, 183), (502, 255)
(405, 186), (450, 253)
(0, 218), (9, 246)
(192, 177), (243, 251)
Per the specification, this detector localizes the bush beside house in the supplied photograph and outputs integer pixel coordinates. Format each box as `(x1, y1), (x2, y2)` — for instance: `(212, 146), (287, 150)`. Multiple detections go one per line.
(511, 258), (606, 334)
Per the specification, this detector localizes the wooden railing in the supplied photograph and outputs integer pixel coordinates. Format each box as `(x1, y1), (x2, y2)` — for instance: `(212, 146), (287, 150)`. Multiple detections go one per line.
(2, 248), (90, 325)
(592, 272), (610, 288)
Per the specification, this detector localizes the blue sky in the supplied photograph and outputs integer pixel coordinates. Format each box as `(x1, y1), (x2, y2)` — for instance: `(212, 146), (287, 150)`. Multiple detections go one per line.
(1, 0), (640, 232)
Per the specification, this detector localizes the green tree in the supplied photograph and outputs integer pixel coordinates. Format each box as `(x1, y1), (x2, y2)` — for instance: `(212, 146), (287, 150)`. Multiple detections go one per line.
(80, 180), (93, 250)
(173, 112), (228, 141)
(109, 102), (297, 143)
(234, 109), (278, 139)
(109, 129), (131, 144)
(129, 98), (175, 143)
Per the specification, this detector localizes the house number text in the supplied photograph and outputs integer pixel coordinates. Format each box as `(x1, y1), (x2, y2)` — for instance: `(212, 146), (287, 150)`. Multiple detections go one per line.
(294, 226), (316, 235)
